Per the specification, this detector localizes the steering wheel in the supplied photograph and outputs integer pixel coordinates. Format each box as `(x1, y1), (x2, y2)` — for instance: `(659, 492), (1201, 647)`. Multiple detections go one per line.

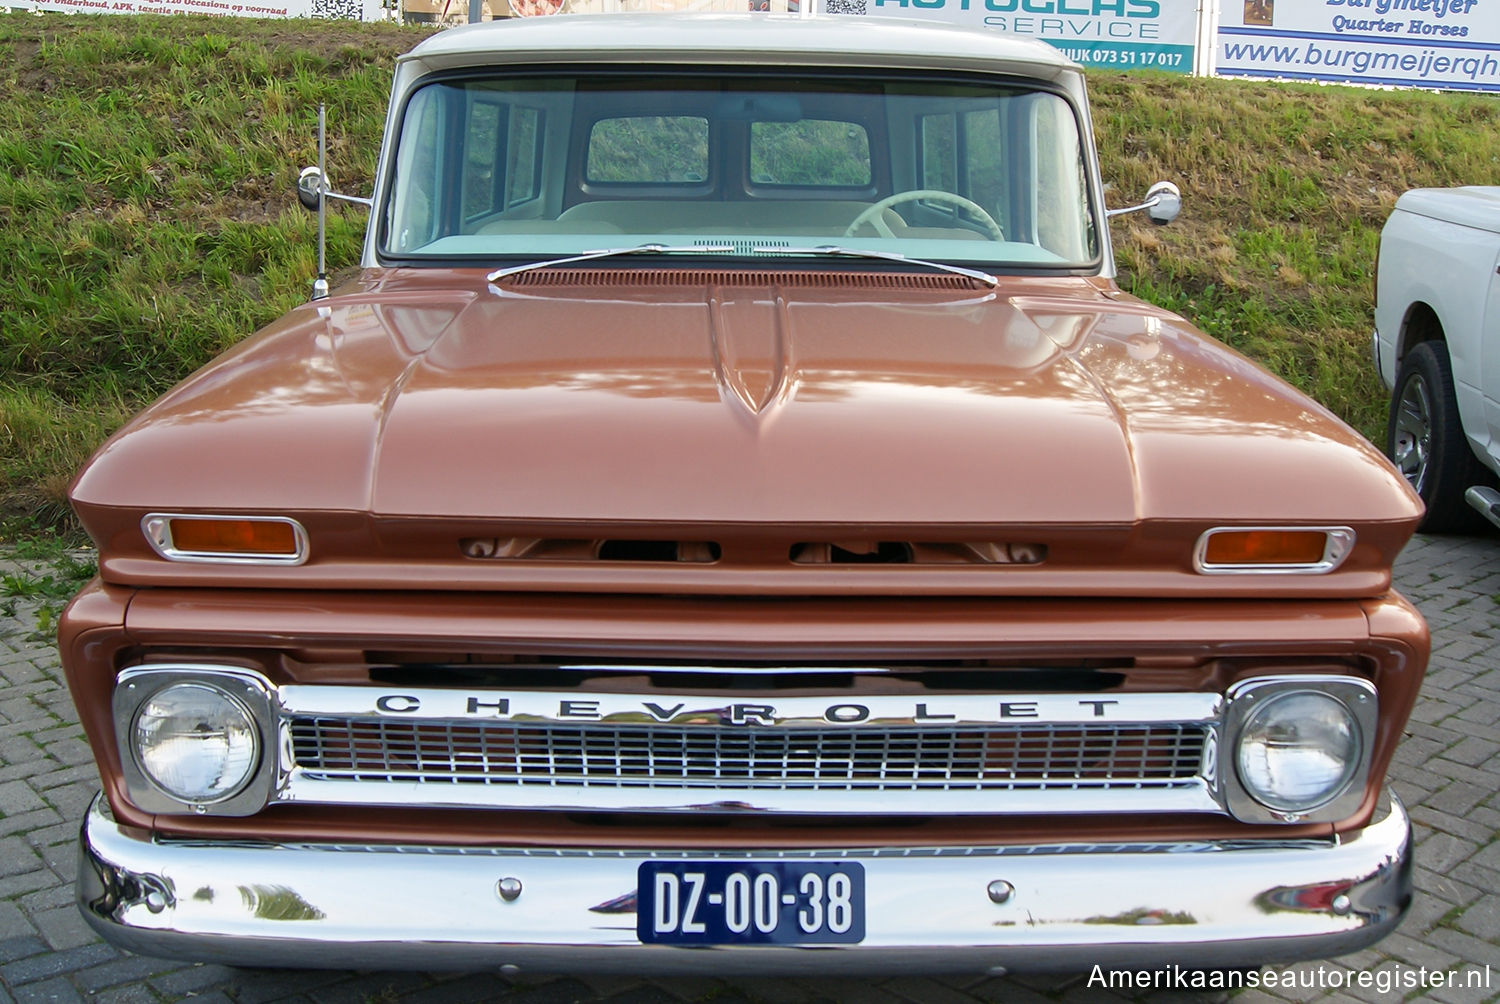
(844, 190), (1005, 241)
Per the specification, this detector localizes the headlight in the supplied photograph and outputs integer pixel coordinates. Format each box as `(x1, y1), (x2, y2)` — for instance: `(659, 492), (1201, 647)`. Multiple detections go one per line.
(133, 682), (259, 804)
(1236, 691), (1360, 812)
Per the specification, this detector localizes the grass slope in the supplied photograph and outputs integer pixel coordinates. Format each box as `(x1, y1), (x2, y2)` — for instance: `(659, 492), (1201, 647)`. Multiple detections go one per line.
(0, 13), (426, 532)
(1095, 72), (1500, 437)
(1, 13), (1498, 535)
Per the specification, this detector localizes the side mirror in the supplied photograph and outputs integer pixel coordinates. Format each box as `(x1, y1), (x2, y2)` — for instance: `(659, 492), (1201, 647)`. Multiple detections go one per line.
(1106, 180), (1182, 225)
(295, 164), (373, 211)
(1144, 181), (1181, 225)
(296, 166), (327, 212)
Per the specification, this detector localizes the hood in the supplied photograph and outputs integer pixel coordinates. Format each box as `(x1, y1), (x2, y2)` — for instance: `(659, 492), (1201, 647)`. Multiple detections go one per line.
(1396, 186), (1500, 235)
(71, 268), (1419, 529)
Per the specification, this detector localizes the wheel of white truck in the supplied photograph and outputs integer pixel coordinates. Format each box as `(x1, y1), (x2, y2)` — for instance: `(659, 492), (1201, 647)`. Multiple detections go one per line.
(1386, 340), (1487, 533)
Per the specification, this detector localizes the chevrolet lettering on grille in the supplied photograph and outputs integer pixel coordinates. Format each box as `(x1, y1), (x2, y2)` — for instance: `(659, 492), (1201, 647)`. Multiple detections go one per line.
(309, 690), (1224, 727)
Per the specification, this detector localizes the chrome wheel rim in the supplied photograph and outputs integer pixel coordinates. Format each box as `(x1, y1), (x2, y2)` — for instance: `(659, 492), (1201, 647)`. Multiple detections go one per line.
(1393, 375), (1432, 494)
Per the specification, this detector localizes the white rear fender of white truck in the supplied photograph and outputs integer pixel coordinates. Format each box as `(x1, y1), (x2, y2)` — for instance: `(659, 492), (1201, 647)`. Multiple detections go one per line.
(1376, 188), (1500, 469)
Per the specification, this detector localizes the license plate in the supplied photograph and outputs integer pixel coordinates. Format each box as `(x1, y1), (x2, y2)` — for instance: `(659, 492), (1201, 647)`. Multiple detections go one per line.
(637, 861), (865, 945)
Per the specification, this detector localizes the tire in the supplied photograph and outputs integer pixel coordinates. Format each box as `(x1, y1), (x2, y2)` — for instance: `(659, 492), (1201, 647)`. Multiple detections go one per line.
(1385, 340), (1488, 533)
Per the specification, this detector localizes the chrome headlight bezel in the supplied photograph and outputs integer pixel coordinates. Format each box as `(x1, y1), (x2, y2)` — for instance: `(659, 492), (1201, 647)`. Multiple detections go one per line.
(1221, 676), (1376, 824)
(113, 666), (279, 816)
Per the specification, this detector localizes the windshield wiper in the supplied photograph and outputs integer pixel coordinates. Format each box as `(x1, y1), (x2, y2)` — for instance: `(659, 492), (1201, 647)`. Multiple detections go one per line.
(752, 245), (998, 289)
(487, 244), (735, 283)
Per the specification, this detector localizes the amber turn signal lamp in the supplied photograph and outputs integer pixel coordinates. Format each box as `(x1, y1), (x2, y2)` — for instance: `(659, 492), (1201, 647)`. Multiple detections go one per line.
(169, 518), (296, 555)
(142, 514), (308, 565)
(1205, 530), (1326, 566)
(1195, 526), (1354, 575)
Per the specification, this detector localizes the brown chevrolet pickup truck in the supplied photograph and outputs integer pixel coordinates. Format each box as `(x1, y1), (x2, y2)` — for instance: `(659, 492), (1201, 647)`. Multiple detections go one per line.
(61, 13), (1426, 975)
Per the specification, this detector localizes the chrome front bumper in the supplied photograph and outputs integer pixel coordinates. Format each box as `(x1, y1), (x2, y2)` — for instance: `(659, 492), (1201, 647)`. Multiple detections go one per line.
(78, 792), (1412, 975)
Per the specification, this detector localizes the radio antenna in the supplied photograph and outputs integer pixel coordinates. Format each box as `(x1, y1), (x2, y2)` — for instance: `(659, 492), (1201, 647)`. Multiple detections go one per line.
(314, 104), (329, 301)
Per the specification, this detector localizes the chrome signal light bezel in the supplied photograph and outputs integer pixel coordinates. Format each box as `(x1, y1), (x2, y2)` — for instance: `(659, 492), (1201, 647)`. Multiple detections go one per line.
(1193, 526), (1356, 575)
(142, 513), (309, 566)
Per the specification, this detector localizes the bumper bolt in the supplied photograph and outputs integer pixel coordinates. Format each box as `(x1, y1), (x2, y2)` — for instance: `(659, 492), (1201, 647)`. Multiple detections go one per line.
(144, 889), (167, 914)
(1331, 894), (1352, 916)
(986, 880), (1015, 905)
(496, 877), (523, 902)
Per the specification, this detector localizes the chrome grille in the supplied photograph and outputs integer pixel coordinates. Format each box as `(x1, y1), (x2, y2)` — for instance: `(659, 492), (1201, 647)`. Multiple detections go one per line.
(288, 717), (1207, 792)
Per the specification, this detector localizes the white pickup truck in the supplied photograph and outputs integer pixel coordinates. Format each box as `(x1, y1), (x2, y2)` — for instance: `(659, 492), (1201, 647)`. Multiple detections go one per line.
(1375, 186), (1500, 532)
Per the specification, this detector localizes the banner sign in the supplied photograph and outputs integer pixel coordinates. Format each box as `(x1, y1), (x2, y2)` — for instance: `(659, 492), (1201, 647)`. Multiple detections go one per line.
(1218, 0), (1500, 91)
(817, 0), (1199, 73)
(6, 0), (382, 18)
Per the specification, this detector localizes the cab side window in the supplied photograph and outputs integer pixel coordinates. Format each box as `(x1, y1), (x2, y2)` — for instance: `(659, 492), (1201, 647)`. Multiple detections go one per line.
(462, 100), (545, 226)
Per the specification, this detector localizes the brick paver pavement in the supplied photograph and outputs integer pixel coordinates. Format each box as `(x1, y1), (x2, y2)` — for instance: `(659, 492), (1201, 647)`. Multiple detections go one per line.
(1, 534), (1497, 1004)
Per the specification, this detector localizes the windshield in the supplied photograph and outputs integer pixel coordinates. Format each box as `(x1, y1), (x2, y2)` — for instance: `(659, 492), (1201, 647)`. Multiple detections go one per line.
(381, 71), (1099, 270)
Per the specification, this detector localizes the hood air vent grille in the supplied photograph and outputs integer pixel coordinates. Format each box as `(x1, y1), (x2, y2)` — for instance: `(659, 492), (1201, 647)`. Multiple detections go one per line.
(505, 269), (974, 289)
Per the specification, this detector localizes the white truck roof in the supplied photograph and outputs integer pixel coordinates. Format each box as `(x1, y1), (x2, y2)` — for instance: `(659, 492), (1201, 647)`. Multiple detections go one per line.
(399, 13), (1081, 85)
